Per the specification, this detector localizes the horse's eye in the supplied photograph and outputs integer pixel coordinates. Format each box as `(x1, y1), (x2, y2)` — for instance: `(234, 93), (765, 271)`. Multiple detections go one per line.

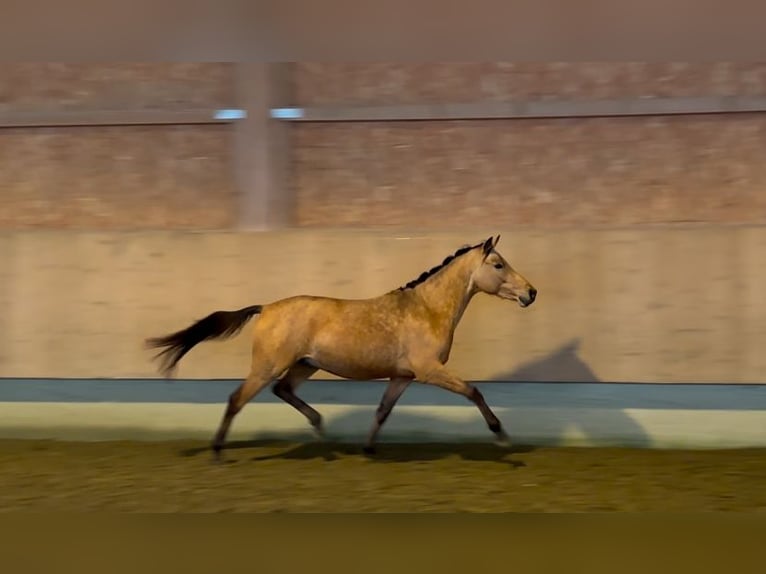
(493, 263), (503, 270)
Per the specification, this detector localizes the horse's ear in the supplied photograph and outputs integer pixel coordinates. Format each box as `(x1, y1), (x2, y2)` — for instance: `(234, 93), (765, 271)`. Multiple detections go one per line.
(482, 236), (494, 255)
(493, 235), (501, 247)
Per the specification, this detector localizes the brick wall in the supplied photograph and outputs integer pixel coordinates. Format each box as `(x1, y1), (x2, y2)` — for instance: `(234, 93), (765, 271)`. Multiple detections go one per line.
(3, 63), (766, 231)
(0, 64), (237, 230)
(0, 63), (235, 111)
(0, 125), (235, 229)
(292, 63), (766, 105)
(291, 63), (766, 228)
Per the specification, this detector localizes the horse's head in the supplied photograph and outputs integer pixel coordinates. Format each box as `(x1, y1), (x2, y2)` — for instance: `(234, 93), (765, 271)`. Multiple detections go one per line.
(471, 235), (537, 308)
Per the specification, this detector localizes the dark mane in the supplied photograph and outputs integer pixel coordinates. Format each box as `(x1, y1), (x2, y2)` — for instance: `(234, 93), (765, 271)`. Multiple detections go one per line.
(397, 241), (484, 291)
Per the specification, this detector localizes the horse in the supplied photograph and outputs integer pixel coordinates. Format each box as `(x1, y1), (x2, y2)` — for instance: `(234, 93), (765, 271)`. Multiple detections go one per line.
(145, 235), (537, 462)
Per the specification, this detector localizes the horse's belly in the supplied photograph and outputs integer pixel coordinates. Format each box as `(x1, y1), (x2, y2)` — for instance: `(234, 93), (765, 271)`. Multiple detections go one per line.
(306, 339), (402, 380)
(307, 320), (406, 379)
(305, 351), (393, 380)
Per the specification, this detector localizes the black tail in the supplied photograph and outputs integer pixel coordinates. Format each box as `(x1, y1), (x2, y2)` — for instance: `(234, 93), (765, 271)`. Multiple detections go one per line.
(145, 305), (263, 377)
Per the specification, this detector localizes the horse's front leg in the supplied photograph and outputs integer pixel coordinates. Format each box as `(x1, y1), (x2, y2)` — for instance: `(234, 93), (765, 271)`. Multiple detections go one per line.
(414, 364), (510, 447)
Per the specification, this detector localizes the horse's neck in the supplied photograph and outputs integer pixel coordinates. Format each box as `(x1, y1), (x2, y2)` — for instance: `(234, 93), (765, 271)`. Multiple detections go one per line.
(415, 259), (476, 335)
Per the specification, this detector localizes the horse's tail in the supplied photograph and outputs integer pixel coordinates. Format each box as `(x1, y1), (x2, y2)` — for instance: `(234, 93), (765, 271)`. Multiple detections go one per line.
(145, 305), (263, 378)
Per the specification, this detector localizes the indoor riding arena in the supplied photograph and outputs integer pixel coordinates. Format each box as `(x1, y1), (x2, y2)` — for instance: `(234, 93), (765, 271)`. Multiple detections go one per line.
(2, 63), (766, 513)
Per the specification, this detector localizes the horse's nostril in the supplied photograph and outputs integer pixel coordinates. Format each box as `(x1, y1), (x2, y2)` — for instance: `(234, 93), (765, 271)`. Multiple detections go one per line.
(529, 287), (537, 301)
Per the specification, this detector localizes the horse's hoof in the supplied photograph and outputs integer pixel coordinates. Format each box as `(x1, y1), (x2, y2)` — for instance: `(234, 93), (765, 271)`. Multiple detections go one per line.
(312, 423), (325, 440)
(494, 433), (512, 448)
(362, 445), (376, 456)
(211, 444), (224, 464)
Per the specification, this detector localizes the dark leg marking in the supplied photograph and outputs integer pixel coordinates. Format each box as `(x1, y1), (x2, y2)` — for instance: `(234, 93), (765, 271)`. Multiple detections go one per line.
(364, 378), (412, 455)
(469, 386), (509, 446)
(273, 379), (323, 433)
(271, 361), (322, 435)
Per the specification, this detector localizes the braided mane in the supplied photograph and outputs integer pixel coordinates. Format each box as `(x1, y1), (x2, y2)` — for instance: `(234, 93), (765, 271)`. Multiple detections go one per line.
(397, 241), (484, 291)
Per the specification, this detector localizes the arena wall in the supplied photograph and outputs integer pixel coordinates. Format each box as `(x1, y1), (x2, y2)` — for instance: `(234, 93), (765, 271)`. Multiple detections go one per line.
(2, 64), (765, 386)
(1, 227), (764, 383)
(3, 63), (766, 231)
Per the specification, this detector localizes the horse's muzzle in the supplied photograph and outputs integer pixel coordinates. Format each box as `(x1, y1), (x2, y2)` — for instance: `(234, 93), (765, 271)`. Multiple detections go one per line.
(518, 287), (537, 307)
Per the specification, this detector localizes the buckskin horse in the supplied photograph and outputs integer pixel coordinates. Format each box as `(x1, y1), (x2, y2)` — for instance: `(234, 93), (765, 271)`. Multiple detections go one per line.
(145, 235), (537, 461)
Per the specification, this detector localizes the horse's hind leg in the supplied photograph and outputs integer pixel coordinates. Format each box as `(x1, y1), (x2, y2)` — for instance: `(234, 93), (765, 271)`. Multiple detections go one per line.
(272, 360), (322, 437)
(211, 367), (277, 463)
(364, 377), (412, 455)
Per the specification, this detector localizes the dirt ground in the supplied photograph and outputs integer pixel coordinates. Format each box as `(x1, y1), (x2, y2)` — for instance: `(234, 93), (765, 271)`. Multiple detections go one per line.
(0, 439), (764, 512)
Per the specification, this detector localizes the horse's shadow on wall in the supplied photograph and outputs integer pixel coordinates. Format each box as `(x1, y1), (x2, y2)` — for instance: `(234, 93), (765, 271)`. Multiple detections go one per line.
(180, 339), (650, 465)
(490, 338), (651, 449)
(502, 338), (597, 383)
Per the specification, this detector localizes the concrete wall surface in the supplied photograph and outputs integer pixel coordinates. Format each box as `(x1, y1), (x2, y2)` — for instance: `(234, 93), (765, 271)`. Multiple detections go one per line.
(1, 226), (765, 382)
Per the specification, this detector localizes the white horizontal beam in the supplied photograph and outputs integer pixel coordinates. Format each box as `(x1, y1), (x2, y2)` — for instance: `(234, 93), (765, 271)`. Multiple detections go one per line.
(0, 108), (246, 128)
(4, 95), (766, 129)
(270, 95), (766, 122)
